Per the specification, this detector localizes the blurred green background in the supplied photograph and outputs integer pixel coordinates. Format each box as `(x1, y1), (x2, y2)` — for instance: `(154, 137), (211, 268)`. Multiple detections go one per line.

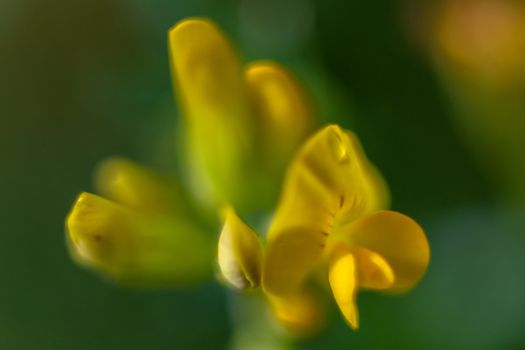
(1, 0), (524, 349)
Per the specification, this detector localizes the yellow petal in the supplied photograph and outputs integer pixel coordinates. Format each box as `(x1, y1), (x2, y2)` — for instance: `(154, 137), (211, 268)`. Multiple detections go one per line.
(341, 210), (430, 292)
(352, 247), (395, 290)
(169, 18), (246, 123)
(344, 130), (390, 211)
(66, 192), (133, 272)
(66, 192), (213, 286)
(263, 227), (327, 296)
(263, 125), (388, 295)
(218, 207), (263, 290)
(267, 289), (325, 337)
(245, 61), (313, 168)
(169, 18), (253, 207)
(328, 243), (359, 330)
(95, 157), (185, 215)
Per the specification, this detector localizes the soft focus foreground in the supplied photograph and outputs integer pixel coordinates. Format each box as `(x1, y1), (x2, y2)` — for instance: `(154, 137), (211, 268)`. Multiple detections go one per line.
(2, 0), (524, 349)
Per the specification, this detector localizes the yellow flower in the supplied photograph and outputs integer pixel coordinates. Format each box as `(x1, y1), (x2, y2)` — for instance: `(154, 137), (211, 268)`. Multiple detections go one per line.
(169, 18), (314, 210)
(218, 125), (430, 332)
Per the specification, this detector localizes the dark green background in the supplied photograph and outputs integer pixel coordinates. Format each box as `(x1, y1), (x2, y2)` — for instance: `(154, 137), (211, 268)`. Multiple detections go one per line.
(1, 0), (524, 349)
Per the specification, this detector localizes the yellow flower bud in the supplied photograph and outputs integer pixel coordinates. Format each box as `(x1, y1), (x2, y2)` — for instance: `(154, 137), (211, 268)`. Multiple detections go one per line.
(66, 160), (215, 287)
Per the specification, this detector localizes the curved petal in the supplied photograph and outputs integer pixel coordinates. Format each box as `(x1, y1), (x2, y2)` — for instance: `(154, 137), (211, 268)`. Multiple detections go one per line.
(328, 243), (397, 330)
(328, 243), (359, 329)
(95, 157), (186, 215)
(66, 192), (214, 286)
(218, 207), (263, 290)
(341, 210), (430, 292)
(352, 247), (395, 290)
(245, 61), (313, 169)
(169, 18), (253, 207)
(263, 125), (388, 295)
